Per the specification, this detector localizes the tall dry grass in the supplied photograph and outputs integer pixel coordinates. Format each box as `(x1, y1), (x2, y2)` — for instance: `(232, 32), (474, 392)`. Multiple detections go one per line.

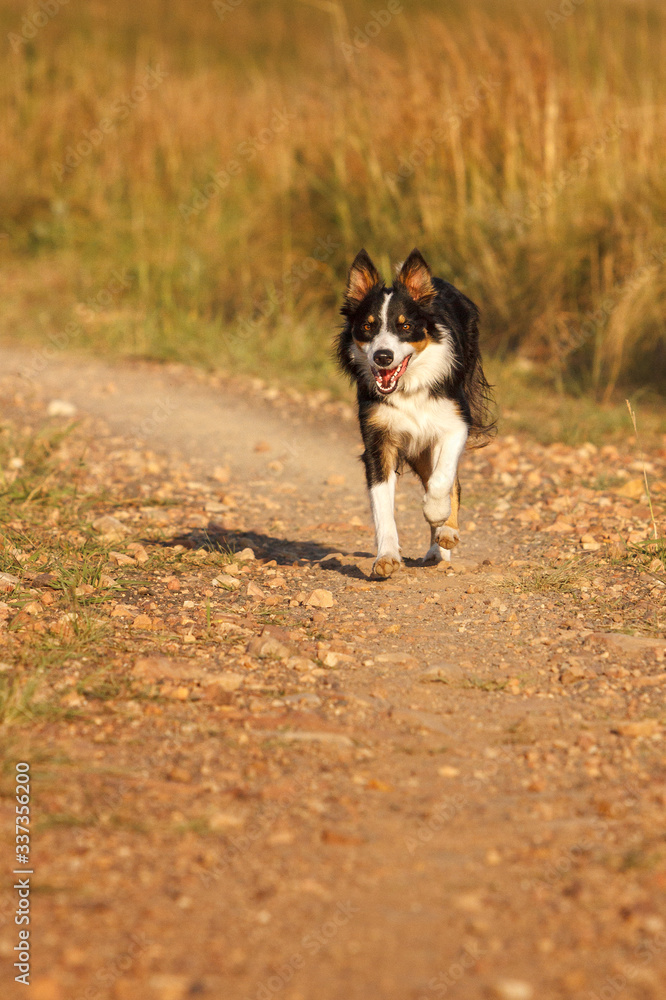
(0, 0), (665, 397)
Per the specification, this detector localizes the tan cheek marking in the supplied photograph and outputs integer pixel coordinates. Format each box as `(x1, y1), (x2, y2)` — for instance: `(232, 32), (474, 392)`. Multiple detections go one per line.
(409, 334), (431, 354)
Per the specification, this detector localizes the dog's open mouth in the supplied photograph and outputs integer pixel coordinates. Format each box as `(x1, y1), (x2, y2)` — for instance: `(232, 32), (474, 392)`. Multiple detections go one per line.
(372, 356), (410, 395)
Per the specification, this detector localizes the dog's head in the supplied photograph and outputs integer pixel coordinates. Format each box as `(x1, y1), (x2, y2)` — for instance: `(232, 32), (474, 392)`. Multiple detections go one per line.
(342, 248), (448, 396)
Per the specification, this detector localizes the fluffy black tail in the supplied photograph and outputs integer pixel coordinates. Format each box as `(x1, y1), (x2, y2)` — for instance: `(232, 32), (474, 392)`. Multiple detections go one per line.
(465, 355), (497, 448)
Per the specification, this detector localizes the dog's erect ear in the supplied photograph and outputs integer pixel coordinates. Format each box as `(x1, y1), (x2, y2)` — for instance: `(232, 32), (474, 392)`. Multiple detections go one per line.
(345, 249), (383, 307)
(397, 249), (436, 304)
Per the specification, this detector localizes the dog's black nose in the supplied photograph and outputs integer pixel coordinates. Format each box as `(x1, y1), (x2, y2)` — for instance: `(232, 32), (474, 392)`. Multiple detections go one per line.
(373, 349), (394, 368)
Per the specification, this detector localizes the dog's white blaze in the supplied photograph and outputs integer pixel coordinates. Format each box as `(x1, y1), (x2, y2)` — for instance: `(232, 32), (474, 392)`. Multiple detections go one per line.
(359, 291), (414, 369)
(356, 290), (397, 362)
(379, 290), (393, 336)
(369, 471), (400, 559)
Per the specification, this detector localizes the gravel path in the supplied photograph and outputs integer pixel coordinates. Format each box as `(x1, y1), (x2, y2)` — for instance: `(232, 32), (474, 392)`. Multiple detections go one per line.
(1, 349), (665, 1000)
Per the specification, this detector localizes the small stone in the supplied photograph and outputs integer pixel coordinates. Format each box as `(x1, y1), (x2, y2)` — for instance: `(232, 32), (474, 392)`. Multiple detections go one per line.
(376, 652), (419, 669)
(306, 589), (335, 608)
(167, 577), (181, 591)
(213, 574), (242, 591)
(591, 632), (666, 656)
(287, 656), (318, 672)
(321, 651), (354, 667)
(438, 765), (460, 777)
(491, 980), (534, 1000)
(420, 663), (464, 683)
(209, 811), (246, 830)
(613, 719), (660, 738)
(127, 542), (149, 563)
(282, 693), (322, 708)
(616, 477), (645, 499)
(208, 671), (244, 692)
(131, 614), (153, 629)
(246, 581), (265, 599)
(267, 830), (294, 846)
(168, 768), (192, 784)
(0, 571), (20, 592)
(91, 514), (128, 540)
(132, 656), (195, 681)
(560, 664), (590, 685)
(237, 547), (256, 561)
(148, 974), (190, 1000)
(109, 551), (135, 566)
(60, 690), (85, 709)
(278, 731), (353, 747)
(111, 603), (137, 618)
(247, 634), (291, 659)
(47, 399), (77, 418)
(453, 892), (483, 913)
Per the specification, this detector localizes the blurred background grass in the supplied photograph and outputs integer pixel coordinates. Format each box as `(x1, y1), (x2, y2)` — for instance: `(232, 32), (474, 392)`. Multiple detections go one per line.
(1, 0), (665, 425)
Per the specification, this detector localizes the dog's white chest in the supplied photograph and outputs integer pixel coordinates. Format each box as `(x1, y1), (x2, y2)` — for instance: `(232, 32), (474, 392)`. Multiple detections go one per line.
(372, 392), (466, 456)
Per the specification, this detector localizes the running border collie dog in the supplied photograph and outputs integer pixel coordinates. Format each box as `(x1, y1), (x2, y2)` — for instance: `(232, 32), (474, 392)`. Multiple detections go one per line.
(337, 248), (495, 578)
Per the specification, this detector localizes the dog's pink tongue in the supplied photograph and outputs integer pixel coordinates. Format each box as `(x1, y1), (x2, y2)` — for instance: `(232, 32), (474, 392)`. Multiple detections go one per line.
(379, 368), (395, 388)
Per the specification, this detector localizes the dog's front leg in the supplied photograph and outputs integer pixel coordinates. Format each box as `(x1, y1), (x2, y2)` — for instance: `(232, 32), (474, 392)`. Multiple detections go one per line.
(422, 420), (468, 562)
(361, 424), (400, 578)
(424, 478), (460, 564)
(369, 470), (401, 577)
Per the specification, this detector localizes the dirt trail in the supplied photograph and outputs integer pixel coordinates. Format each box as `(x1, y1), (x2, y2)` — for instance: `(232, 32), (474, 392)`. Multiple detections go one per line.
(1, 349), (666, 1000)
(0, 347), (362, 488)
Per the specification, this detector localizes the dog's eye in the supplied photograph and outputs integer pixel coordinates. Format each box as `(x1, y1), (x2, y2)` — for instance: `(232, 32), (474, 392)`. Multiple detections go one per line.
(363, 323), (371, 332)
(400, 322), (410, 331)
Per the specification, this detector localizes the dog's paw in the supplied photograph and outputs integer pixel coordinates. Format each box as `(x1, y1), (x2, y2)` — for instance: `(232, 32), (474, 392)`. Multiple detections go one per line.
(372, 552), (401, 578)
(423, 543), (451, 565)
(423, 492), (451, 526)
(435, 525), (460, 550)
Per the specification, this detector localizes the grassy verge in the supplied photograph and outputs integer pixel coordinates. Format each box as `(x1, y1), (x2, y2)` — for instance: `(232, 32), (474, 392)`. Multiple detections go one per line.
(0, 420), (118, 723)
(1, 0), (665, 401)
